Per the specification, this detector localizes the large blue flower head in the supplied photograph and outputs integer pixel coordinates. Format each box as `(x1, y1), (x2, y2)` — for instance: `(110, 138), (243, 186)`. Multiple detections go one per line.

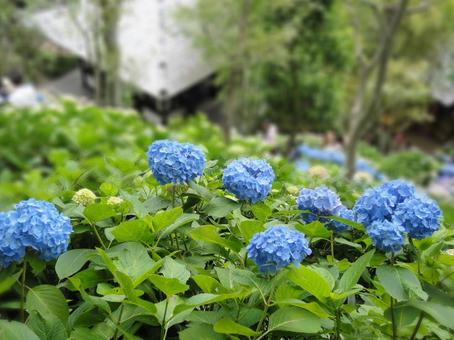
(12, 199), (72, 261)
(367, 220), (405, 253)
(147, 140), (206, 185)
(222, 158), (275, 203)
(0, 212), (25, 268)
(296, 186), (343, 224)
(246, 226), (311, 273)
(393, 194), (442, 239)
(327, 207), (354, 232)
(353, 180), (416, 226)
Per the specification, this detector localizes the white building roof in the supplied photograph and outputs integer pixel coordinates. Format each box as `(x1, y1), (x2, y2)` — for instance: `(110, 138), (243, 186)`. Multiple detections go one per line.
(31, 0), (214, 99)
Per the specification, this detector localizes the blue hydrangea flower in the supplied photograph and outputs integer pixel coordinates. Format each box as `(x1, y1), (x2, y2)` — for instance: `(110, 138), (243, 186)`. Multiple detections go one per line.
(12, 199), (72, 261)
(247, 226), (311, 273)
(327, 207), (354, 232)
(0, 212), (25, 268)
(393, 194), (442, 239)
(222, 158), (275, 203)
(353, 180), (416, 226)
(147, 140), (205, 185)
(366, 220), (405, 253)
(296, 186), (343, 223)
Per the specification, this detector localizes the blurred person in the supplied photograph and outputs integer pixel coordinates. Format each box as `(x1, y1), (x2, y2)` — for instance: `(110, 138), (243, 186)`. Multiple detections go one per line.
(2, 70), (43, 108)
(261, 120), (278, 147)
(323, 130), (343, 152)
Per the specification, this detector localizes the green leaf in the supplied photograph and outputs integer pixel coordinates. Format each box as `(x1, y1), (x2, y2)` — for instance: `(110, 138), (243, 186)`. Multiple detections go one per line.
(99, 182), (118, 196)
(160, 257), (191, 284)
(288, 265), (332, 302)
(384, 304), (419, 328)
(0, 320), (40, 340)
(0, 269), (22, 295)
(27, 311), (68, 340)
(376, 265), (427, 302)
(108, 242), (156, 281)
(295, 221), (331, 239)
(152, 207), (183, 232)
(205, 197), (239, 218)
(190, 225), (241, 252)
(408, 300), (454, 330)
(159, 213), (199, 238)
(180, 323), (225, 340)
(251, 203), (272, 221)
(213, 318), (257, 336)
(267, 307), (321, 334)
(274, 299), (331, 318)
(26, 285), (69, 322)
(337, 249), (374, 293)
(84, 203), (116, 223)
(238, 220), (264, 243)
(55, 249), (94, 280)
(148, 274), (189, 296)
(192, 274), (221, 293)
(112, 219), (153, 243)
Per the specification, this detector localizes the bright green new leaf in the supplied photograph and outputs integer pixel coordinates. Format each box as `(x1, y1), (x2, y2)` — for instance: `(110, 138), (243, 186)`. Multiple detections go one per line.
(84, 203), (116, 223)
(213, 317), (258, 336)
(55, 249), (95, 280)
(288, 265), (332, 302)
(190, 225), (241, 252)
(267, 307), (321, 334)
(152, 207), (183, 232)
(337, 249), (374, 293)
(148, 274), (189, 296)
(238, 219), (264, 242)
(0, 320), (40, 340)
(112, 219), (153, 243)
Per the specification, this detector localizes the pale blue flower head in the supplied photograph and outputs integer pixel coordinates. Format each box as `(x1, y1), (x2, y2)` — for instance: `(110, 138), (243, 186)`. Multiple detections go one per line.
(0, 212), (25, 268)
(353, 180), (416, 226)
(246, 226), (311, 273)
(222, 158), (275, 203)
(393, 194), (442, 239)
(147, 140), (205, 185)
(367, 220), (405, 253)
(296, 186), (343, 224)
(13, 199), (72, 261)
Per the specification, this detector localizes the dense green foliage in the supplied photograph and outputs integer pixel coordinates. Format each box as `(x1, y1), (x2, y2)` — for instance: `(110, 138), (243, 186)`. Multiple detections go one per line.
(0, 104), (453, 339)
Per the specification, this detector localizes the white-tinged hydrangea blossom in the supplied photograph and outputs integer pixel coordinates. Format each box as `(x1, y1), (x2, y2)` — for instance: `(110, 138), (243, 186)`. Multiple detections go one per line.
(147, 140), (205, 185)
(12, 199), (72, 261)
(393, 194), (442, 239)
(0, 212), (25, 268)
(296, 186), (343, 224)
(246, 226), (311, 273)
(367, 220), (405, 252)
(222, 158), (275, 203)
(107, 196), (124, 206)
(72, 188), (96, 206)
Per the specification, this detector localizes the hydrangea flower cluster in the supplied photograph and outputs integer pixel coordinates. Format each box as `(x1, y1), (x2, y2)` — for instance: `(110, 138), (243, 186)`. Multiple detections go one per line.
(354, 179), (442, 252)
(247, 226), (311, 273)
(222, 158), (275, 203)
(72, 188), (96, 206)
(0, 199), (72, 267)
(147, 140), (205, 185)
(296, 186), (343, 224)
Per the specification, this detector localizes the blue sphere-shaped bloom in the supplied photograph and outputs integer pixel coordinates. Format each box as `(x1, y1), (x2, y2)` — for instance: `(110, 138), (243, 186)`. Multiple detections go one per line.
(393, 194), (442, 239)
(327, 207), (354, 232)
(222, 158), (275, 203)
(0, 212), (25, 268)
(296, 186), (343, 223)
(354, 180), (416, 226)
(367, 220), (405, 253)
(246, 226), (312, 273)
(147, 140), (206, 185)
(12, 199), (72, 260)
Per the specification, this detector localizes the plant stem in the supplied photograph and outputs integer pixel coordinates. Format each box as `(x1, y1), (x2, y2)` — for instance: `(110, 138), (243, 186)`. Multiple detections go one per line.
(91, 223), (107, 249)
(172, 185), (176, 207)
(390, 297), (397, 340)
(410, 312), (424, 340)
(409, 237), (421, 275)
(20, 260), (27, 322)
(335, 308), (341, 339)
(161, 297), (169, 340)
(330, 232), (335, 261)
(113, 303), (124, 340)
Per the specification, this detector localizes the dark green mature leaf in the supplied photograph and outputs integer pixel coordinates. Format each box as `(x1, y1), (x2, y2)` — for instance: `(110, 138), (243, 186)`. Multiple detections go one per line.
(159, 213), (199, 238)
(384, 304), (419, 328)
(213, 318), (258, 336)
(288, 265), (332, 302)
(376, 265), (427, 302)
(160, 257), (191, 284)
(408, 300), (454, 330)
(26, 285), (69, 322)
(267, 307), (321, 334)
(274, 299), (331, 318)
(180, 323), (225, 340)
(0, 269), (22, 295)
(337, 249), (374, 293)
(205, 197), (239, 218)
(83, 203), (116, 223)
(27, 311), (68, 340)
(55, 249), (94, 280)
(148, 274), (189, 296)
(192, 274), (221, 293)
(190, 225), (241, 252)
(0, 320), (40, 340)
(112, 219), (153, 243)
(108, 242), (156, 280)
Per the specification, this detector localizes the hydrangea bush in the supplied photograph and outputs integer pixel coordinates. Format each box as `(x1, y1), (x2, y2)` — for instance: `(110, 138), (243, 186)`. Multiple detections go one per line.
(0, 105), (452, 339)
